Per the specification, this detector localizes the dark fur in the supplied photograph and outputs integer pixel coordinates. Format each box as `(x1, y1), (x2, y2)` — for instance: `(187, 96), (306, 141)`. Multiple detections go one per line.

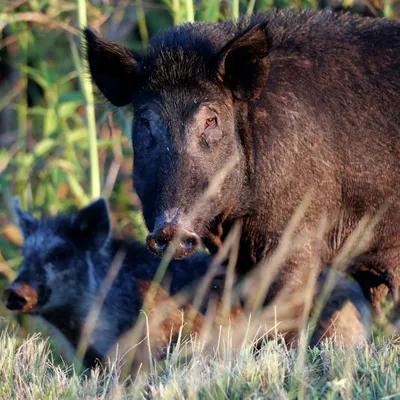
(85, 10), (400, 314)
(7, 198), (220, 369)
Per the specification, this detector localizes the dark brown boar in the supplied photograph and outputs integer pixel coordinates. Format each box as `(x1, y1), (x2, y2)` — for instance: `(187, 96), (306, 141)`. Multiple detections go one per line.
(84, 10), (400, 314)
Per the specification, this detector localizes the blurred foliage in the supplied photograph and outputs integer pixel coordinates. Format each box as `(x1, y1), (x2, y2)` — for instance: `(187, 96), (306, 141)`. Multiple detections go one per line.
(0, 0), (398, 351)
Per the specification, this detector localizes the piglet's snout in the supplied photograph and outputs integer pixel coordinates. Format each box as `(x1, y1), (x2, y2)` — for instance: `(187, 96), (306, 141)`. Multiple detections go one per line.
(4, 281), (39, 312)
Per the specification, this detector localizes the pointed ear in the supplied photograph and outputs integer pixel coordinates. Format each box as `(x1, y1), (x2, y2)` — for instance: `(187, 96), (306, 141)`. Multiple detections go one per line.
(12, 197), (38, 238)
(71, 198), (111, 251)
(84, 28), (137, 107)
(217, 24), (270, 101)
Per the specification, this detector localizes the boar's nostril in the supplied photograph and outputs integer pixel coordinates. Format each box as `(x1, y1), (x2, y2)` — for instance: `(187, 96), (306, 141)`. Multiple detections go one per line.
(182, 234), (200, 251)
(5, 289), (27, 311)
(154, 237), (168, 251)
(147, 224), (201, 258)
(3, 282), (39, 312)
(147, 234), (162, 253)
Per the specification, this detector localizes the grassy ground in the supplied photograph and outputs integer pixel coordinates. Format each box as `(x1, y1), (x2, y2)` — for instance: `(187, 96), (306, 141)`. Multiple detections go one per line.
(1, 328), (400, 399)
(1, 0), (400, 399)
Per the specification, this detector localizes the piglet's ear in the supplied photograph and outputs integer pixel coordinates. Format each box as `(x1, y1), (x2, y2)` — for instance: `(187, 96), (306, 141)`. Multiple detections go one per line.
(71, 198), (111, 251)
(217, 24), (270, 101)
(12, 197), (38, 239)
(84, 28), (137, 107)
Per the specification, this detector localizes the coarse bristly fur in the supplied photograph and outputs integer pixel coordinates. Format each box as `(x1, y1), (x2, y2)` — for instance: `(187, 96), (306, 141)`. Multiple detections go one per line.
(6, 197), (226, 371)
(84, 9), (400, 316)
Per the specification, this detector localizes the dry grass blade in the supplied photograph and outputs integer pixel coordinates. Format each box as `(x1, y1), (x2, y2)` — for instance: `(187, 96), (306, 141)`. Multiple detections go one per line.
(75, 249), (126, 369)
(244, 189), (315, 314)
(0, 12), (80, 35)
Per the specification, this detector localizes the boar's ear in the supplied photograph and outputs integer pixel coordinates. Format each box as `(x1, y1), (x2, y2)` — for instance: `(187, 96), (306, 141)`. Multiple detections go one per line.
(71, 198), (111, 251)
(13, 197), (38, 238)
(217, 24), (269, 101)
(84, 28), (137, 107)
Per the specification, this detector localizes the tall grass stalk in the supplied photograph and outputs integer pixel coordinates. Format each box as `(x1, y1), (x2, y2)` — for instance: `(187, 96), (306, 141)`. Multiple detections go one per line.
(136, 0), (149, 44)
(384, 0), (393, 17)
(16, 29), (28, 149)
(172, 0), (180, 25)
(232, 0), (240, 19)
(246, 0), (257, 15)
(186, 0), (195, 22)
(76, 0), (101, 200)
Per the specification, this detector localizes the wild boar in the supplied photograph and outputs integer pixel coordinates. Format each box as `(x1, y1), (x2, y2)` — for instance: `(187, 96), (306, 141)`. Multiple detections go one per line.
(4, 197), (226, 371)
(84, 10), (400, 313)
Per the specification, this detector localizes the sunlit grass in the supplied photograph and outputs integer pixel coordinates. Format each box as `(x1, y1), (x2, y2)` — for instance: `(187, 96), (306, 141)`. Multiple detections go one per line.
(0, 327), (400, 399)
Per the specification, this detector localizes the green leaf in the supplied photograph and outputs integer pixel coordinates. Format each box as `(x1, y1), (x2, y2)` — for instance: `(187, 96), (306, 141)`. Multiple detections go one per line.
(51, 159), (77, 173)
(65, 173), (90, 206)
(59, 91), (84, 103)
(51, 166), (63, 188)
(66, 128), (89, 144)
(58, 101), (82, 119)
(197, 0), (222, 22)
(34, 184), (47, 208)
(27, 106), (48, 117)
(44, 109), (58, 136)
(33, 138), (57, 157)
(18, 64), (50, 90)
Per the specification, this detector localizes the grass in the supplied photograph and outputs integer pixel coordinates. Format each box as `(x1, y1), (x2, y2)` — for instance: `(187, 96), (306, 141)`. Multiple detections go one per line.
(76, 0), (100, 200)
(1, 0), (400, 398)
(1, 328), (400, 399)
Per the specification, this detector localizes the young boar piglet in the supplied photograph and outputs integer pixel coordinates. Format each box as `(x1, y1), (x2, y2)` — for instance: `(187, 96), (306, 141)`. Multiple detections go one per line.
(4, 197), (231, 371)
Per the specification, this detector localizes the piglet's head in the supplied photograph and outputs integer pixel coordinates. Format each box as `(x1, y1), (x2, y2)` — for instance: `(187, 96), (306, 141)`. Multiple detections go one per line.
(4, 197), (111, 314)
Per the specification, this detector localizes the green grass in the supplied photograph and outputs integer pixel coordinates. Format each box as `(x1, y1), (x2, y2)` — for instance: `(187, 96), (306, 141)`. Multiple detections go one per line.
(1, 328), (400, 399)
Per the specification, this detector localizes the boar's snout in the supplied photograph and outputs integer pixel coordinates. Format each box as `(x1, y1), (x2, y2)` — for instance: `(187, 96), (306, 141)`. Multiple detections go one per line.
(4, 281), (38, 312)
(147, 224), (200, 259)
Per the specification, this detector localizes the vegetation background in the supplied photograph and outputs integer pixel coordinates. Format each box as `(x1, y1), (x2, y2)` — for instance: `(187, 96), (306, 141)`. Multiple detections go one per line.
(0, 0), (400, 398)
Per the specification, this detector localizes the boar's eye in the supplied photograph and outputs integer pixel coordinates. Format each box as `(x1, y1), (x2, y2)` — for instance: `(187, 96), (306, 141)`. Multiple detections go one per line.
(205, 117), (217, 129)
(140, 117), (151, 130)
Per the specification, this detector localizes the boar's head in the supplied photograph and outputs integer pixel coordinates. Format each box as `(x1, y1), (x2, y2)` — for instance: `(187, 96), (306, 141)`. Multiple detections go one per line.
(85, 23), (269, 258)
(4, 197), (111, 314)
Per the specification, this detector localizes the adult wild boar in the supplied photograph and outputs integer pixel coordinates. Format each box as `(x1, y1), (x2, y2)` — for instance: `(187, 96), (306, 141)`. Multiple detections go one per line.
(84, 10), (400, 313)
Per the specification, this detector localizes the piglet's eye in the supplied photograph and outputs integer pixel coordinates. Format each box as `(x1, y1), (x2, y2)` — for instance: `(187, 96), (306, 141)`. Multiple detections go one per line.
(47, 248), (70, 263)
(205, 117), (217, 129)
(140, 117), (150, 129)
